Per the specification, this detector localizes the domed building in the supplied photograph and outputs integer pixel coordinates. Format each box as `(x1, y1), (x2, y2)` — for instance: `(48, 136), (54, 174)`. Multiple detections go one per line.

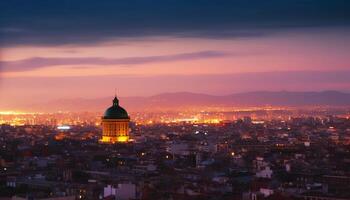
(100, 96), (130, 143)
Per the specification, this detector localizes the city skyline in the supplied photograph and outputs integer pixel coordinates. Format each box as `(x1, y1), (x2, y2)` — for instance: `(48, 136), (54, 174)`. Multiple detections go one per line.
(1, 1), (350, 199)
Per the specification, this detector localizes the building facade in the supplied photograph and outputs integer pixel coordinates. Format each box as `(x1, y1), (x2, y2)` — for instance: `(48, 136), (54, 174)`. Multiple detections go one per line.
(100, 96), (130, 143)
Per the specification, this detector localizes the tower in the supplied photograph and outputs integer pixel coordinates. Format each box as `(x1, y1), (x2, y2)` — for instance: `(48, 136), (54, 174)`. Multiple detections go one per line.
(100, 96), (130, 143)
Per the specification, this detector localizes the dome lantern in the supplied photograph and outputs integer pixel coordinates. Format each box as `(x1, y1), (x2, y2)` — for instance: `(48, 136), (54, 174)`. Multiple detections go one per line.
(113, 96), (119, 107)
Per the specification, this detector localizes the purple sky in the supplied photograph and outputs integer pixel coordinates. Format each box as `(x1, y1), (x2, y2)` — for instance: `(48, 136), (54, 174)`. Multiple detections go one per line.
(0, 1), (349, 110)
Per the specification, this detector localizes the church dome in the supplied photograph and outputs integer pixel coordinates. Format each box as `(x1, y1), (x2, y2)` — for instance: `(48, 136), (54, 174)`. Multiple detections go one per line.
(103, 97), (129, 119)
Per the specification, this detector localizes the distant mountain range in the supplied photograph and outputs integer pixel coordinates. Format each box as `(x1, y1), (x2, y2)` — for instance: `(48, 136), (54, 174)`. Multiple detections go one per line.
(30, 91), (350, 112)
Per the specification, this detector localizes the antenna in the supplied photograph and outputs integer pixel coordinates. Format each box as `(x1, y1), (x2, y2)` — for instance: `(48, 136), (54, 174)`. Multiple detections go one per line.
(115, 88), (117, 97)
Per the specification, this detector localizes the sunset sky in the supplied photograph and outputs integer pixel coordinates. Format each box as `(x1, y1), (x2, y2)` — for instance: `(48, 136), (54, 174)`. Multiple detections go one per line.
(0, 0), (349, 109)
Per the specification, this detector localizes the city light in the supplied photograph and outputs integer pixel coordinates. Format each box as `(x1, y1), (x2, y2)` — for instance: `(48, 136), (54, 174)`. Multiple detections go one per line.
(57, 125), (71, 130)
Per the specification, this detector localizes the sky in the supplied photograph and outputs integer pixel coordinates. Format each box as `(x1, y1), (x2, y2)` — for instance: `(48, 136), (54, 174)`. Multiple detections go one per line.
(0, 0), (349, 110)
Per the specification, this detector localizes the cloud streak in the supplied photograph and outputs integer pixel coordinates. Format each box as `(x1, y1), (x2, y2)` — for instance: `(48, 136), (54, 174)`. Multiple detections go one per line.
(0, 0), (349, 46)
(0, 51), (229, 72)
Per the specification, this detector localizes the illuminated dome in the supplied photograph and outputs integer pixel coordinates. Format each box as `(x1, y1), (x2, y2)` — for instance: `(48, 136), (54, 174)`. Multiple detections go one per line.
(103, 97), (129, 119)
